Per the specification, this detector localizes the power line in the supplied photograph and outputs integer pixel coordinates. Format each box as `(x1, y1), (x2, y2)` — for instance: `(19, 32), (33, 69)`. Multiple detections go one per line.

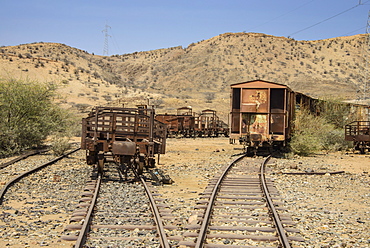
(288, 1), (370, 37)
(342, 26), (367, 36)
(249, 0), (316, 31)
(109, 27), (122, 55)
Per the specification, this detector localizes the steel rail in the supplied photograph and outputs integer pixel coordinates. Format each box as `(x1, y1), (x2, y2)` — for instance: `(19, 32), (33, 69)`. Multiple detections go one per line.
(74, 164), (170, 247)
(74, 174), (102, 248)
(0, 147), (80, 204)
(260, 155), (291, 248)
(140, 175), (171, 248)
(194, 153), (247, 248)
(131, 165), (170, 248)
(0, 148), (48, 169)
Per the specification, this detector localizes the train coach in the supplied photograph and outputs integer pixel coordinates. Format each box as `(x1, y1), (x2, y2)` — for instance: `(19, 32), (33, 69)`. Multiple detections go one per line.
(81, 106), (166, 175)
(230, 80), (295, 155)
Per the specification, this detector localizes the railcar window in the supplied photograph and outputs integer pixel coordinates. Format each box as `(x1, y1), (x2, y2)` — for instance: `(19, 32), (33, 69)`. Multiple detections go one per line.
(232, 88), (241, 110)
(270, 89), (285, 112)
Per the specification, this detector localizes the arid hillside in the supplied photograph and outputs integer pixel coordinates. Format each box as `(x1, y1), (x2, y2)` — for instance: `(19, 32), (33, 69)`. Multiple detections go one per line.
(0, 32), (368, 121)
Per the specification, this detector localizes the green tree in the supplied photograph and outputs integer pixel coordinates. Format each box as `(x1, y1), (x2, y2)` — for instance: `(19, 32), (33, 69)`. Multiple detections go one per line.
(0, 77), (76, 156)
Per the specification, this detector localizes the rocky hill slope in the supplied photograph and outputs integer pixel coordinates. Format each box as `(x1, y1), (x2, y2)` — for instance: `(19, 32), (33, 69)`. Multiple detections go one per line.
(0, 32), (367, 120)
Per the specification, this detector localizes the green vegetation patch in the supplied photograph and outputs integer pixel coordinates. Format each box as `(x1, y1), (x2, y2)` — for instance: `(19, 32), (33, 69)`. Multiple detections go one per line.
(0, 77), (77, 157)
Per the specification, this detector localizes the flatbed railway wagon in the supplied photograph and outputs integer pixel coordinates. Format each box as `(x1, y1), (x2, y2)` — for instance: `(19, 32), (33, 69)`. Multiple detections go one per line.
(81, 106), (167, 174)
(230, 80), (295, 154)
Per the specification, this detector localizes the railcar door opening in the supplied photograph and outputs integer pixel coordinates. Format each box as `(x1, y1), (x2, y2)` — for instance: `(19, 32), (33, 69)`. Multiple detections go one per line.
(270, 89), (286, 135)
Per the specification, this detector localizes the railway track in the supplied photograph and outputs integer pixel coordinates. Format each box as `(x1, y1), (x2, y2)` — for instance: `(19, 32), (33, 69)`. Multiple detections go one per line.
(0, 147), (80, 204)
(0, 147), (91, 247)
(180, 155), (304, 247)
(62, 162), (177, 247)
(0, 148), (48, 170)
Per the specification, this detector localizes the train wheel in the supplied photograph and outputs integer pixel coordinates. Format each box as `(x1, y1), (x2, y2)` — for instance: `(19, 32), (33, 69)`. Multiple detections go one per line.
(137, 162), (144, 175)
(119, 156), (128, 180)
(97, 152), (105, 174)
(245, 147), (255, 157)
(134, 155), (145, 175)
(86, 151), (96, 165)
(360, 147), (365, 154)
(147, 157), (155, 168)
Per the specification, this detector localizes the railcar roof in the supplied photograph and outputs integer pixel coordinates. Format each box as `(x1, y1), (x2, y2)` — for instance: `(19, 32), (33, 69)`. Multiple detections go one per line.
(230, 79), (291, 89)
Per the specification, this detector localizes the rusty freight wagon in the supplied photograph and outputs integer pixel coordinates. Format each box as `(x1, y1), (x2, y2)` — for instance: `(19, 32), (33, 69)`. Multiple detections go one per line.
(81, 106), (166, 174)
(155, 113), (179, 137)
(197, 109), (229, 137)
(176, 106), (196, 137)
(230, 80), (295, 155)
(156, 107), (196, 137)
(344, 102), (370, 154)
(198, 109), (219, 137)
(345, 121), (370, 154)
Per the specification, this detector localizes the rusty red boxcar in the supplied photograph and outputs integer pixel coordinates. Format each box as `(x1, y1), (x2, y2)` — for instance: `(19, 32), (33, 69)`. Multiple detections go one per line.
(230, 80), (295, 155)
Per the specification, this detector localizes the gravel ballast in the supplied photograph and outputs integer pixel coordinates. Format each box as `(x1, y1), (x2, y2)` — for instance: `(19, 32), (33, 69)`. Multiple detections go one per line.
(0, 138), (369, 247)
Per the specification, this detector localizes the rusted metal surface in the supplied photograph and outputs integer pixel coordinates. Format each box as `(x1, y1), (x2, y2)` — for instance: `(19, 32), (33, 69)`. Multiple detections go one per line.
(156, 107), (229, 138)
(345, 121), (370, 153)
(241, 89), (268, 113)
(345, 121), (370, 154)
(140, 175), (171, 248)
(72, 176), (100, 248)
(81, 106), (166, 174)
(345, 121), (370, 141)
(230, 80), (293, 155)
(231, 80), (370, 155)
(260, 156), (291, 248)
(155, 114), (180, 135)
(282, 171), (345, 175)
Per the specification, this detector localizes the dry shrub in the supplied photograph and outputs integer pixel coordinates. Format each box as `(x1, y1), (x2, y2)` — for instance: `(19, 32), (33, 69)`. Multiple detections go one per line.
(50, 136), (71, 156)
(290, 109), (350, 156)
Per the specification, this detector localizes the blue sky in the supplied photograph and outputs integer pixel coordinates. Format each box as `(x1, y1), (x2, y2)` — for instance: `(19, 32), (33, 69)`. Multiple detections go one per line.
(1, 0), (369, 55)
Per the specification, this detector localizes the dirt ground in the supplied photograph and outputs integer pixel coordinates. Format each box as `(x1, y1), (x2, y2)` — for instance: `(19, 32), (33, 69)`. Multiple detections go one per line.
(156, 137), (369, 199)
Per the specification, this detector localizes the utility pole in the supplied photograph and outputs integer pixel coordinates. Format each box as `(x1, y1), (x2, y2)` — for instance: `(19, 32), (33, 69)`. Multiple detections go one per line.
(102, 22), (111, 56)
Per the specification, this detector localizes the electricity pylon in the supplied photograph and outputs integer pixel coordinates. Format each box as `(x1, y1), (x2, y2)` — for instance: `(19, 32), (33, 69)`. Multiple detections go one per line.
(102, 22), (111, 56)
